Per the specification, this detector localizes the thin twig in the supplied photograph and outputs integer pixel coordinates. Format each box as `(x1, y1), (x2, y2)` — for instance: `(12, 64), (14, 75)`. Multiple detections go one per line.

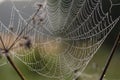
(8, 7), (41, 51)
(0, 36), (6, 49)
(0, 4), (42, 80)
(5, 53), (26, 80)
(3, 6), (42, 80)
(99, 32), (120, 80)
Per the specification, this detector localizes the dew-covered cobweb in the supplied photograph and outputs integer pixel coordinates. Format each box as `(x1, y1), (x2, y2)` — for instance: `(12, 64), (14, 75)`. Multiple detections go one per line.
(0, 0), (120, 79)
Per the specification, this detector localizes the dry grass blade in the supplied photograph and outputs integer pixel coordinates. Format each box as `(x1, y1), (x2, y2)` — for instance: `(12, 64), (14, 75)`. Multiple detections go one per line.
(99, 32), (120, 80)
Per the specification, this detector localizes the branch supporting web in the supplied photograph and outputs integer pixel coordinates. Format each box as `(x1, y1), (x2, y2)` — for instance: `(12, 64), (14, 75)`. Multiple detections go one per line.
(0, 0), (120, 80)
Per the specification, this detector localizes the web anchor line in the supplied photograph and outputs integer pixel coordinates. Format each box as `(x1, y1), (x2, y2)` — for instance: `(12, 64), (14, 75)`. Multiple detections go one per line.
(99, 32), (120, 80)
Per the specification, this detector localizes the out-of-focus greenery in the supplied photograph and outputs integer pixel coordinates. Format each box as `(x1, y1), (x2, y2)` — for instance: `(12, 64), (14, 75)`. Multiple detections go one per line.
(0, 29), (120, 80)
(0, 44), (120, 80)
(83, 45), (120, 80)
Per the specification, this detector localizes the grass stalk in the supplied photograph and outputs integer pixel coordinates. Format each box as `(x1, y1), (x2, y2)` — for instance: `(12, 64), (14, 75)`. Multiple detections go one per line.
(99, 32), (120, 80)
(5, 52), (26, 80)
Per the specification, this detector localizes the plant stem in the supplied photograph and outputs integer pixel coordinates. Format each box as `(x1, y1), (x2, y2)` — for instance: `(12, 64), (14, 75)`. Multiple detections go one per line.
(8, 6), (41, 51)
(5, 53), (26, 80)
(99, 33), (120, 80)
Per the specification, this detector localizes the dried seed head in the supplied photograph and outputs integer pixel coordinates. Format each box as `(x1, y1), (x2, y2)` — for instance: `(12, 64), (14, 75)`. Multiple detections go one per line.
(32, 17), (35, 20)
(34, 2), (43, 9)
(39, 18), (44, 22)
(21, 36), (32, 49)
(24, 40), (32, 49)
(22, 36), (29, 40)
(37, 18), (44, 25)
(19, 43), (23, 47)
(37, 3), (43, 8)
(9, 26), (14, 31)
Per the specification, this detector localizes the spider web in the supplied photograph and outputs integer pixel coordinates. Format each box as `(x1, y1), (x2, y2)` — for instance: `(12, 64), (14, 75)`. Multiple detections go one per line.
(0, 0), (120, 80)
